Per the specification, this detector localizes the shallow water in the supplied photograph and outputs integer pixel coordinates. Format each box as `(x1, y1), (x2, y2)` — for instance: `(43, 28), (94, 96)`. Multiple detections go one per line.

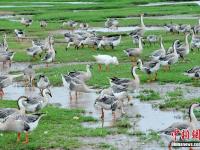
(2, 83), (184, 132)
(54, 26), (165, 34)
(139, 1), (200, 6)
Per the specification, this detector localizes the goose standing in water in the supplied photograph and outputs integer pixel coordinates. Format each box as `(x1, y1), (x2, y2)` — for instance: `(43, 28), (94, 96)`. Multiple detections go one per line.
(68, 64), (92, 82)
(159, 40), (179, 71)
(150, 36), (166, 61)
(93, 55), (119, 71)
(37, 75), (50, 92)
(124, 36), (143, 62)
(94, 94), (120, 120)
(137, 59), (160, 82)
(61, 74), (96, 100)
(23, 65), (35, 87)
(176, 33), (190, 59)
(17, 88), (52, 113)
(0, 74), (23, 99)
(159, 103), (200, 150)
(129, 14), (145, 37)
(0, 113), (45, 144)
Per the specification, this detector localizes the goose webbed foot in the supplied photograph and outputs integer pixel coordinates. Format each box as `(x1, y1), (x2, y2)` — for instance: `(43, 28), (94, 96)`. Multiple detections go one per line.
(16, 133), (21, 143)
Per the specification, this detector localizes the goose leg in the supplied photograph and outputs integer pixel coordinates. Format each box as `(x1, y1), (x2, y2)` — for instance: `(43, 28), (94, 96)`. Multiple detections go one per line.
(112, 111), (116, 120)
(75, 91), (78, 100)
(98, 64), (102, 71)
(100, 108), (104, 120)
(22, 132), (29, 144)
(69, 91), (72, 101)
(16, 133), (21, 142)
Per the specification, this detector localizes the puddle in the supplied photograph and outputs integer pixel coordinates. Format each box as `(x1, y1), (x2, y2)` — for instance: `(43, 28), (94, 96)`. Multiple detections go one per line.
(2, 83), (184, 132)
(117, 14), (200, 20)
(141, 83), (200, 100)
(54, 26), (164, 34)
(139, 1), (200, 6)
(0, 15), (32, 22)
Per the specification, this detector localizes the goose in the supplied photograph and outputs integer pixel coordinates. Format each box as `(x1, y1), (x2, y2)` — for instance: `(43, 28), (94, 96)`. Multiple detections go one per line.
(0, 51), (15, 67)
(129, 14), (145, 37)
(184, 66), (200, 79)
(61, 74), (96, 100)
(150, 36), (166, 61)
(159, 103), (200, 149)
(66, 36), (86, 50)
(20, 18), (32, 27)
(94, 94), (121, 120)
(0, 113), (45, 144)
(37, 75), (50, 92)
(17, 88), (52, 113)
(105, 18), (119, 29)
(14, 29), (25, 41)
(193, 19), (200, 34)
(68, 64), (92, 82)
(23, 65), (35, 87)
(40, 20), (47, 28)
(0, 74), (23, 98)
(159, 40), (179, 71)
(137, 59), (160, 82)
(109, 66), (140, 92)
(78, 36), (99, 49)
(79, 23), (89, 30)
(146, 35), (158, 45)
(41, 42), (56, 67)
(63, 20), (78, 30)
(97, 35), (121, 49)
(93, 54), (119, 71)
(176, 33), (190, 59)
(123, 36), (143, 60)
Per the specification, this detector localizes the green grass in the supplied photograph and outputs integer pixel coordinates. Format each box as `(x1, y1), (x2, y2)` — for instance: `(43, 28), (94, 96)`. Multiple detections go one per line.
(0, 100), (111, 150)
(166, 88), (183, 100)
(138, 89), (161, 101)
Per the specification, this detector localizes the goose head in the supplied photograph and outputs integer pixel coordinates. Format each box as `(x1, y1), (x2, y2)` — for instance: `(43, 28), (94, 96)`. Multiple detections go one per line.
(41, 88), (52, 97)
(86, 64), (93, 70)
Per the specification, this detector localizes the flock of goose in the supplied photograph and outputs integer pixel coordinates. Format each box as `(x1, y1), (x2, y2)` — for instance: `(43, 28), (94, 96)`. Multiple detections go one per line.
(0, 14), (200, 147)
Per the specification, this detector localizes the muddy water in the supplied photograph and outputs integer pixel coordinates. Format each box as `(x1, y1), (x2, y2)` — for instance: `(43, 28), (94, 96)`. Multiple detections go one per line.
(2, 83), (185, 132)
(139, 1), (200, 6)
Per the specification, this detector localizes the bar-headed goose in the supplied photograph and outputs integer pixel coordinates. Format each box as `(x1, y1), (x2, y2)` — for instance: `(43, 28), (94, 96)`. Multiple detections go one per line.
(150, 36), (166, 61)
(105, 18), (119, 29)
(146, 35), (158, 45)
(68, 64), (92, 82)
(17, 88), (52, 113)
(37, 75), (50, 92)
(137, 59), (160, 82)
(0, 113), (45, 144)
(23, 65), (35, 87)
(14, 29), (25, 41)
(20, 18), (32, 27)
(40, 20), (47, 28)
(79, 23), (89, 30)
(93, 54), (119, 71)
(159, 40), (179, 71)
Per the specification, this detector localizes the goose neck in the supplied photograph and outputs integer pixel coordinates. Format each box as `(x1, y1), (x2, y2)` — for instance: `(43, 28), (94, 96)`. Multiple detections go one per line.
(189, 105), (198, 123)
(140, 15), (145, 28)
(139, 38), (143, 50)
